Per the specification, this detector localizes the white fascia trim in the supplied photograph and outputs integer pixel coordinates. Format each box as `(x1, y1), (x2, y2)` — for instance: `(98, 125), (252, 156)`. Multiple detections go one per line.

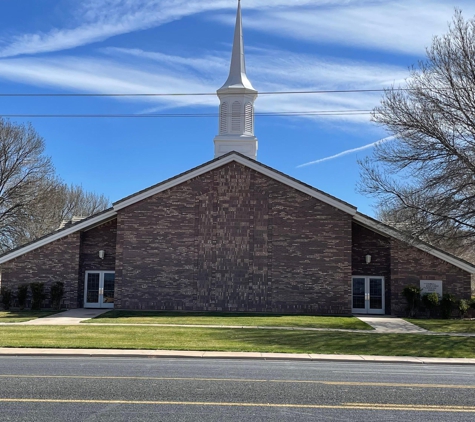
(354, 213), (475, 274)
(113, 154), (357, 215)
(0, 210), (117, 264)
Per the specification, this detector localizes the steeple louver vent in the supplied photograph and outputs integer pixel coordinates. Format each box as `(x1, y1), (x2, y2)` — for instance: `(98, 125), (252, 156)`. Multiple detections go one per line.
(245, 102), (253, 133)
(232, 101), (241, 132)
(220, 102), (228, 134)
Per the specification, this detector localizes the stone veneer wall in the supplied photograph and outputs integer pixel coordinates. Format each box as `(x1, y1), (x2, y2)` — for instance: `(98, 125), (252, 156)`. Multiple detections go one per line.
(78, 219), (117, 308)
(351, 223), (391, 314)
(114, 162), (353, 314)
(390, 239), (472, 315)
(0, 234), (81, 309)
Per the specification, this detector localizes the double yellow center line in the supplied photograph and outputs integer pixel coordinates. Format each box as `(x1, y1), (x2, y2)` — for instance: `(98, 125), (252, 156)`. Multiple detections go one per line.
(0, 398), (474, 412)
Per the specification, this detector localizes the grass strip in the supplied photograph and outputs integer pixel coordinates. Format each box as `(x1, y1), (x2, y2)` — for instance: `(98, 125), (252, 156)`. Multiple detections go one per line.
(84, 311), (372, 330)
(1, 326), (475, 358)
(0, 311), (60, 323)
(406, 319), (475, 333)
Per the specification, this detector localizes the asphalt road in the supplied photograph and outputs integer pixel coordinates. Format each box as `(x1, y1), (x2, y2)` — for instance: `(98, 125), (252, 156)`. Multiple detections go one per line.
(0, 357), (475, 421)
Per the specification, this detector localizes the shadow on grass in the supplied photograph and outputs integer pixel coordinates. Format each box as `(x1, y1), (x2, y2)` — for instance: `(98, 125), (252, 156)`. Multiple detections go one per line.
(0, 326), (472, 358)
(0, 311), (60, 323)
(87, 310), (371, 330)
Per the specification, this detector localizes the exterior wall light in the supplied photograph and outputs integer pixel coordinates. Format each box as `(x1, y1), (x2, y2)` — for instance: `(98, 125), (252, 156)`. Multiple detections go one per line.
(98, 250), (105, 260)
(365, 254), (372, 264)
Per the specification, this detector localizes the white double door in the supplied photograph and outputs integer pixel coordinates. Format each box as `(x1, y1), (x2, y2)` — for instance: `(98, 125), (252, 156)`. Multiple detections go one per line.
(84, 271), (115, 308)
(352, 276), (385, 314)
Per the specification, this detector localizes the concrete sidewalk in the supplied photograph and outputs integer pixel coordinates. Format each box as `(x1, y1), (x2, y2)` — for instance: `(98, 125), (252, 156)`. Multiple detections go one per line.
(0, 347), (474, 365)
(355, 315), (428, 333)
(2, 309), (474, 337)
(19, 309), (110, 325)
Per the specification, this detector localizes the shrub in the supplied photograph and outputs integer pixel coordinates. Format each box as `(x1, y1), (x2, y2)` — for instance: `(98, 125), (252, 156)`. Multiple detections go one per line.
(1, 287), (12, 311)
(458, 299), (470, 319)
(402, 285), (421, 317)
(29, 282), (46, 310)
(17, 284), (28, 310)
(422, 293), (439, 317)
(50, 281), (64, 310)
(440, 293), (457, 319)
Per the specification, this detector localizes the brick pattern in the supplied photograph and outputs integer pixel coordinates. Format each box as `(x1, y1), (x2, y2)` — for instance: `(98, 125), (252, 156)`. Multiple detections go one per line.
(390, 239), (472, 315)
(0, 234), (81, 308)
(78, 219), (117, 308)
(351, 223), (391, 314)
(115, 162), (353, 314)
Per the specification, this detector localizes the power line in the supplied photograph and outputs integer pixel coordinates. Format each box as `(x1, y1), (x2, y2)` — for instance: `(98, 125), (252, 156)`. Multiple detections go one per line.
(0, 110), (374, 118)
(0, 89), (405, 97)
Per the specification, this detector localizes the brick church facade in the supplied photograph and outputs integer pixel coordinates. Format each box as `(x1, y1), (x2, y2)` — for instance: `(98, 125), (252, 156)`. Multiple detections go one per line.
(0, 3), (473, 315)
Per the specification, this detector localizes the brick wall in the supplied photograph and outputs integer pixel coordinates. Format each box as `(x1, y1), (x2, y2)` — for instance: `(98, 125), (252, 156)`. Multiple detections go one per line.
(0, 234), (81, 309)
(390, 239), (472, 315)
(78, 219), (117, 308)
(115, 162), (353, 314)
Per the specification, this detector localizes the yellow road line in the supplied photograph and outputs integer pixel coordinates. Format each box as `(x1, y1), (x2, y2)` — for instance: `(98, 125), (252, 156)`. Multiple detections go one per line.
(0, 398), (474, 412)
(0, 374), (473, 389)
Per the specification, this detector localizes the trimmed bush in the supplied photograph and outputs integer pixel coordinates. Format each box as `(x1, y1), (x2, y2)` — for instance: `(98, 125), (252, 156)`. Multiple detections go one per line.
(440, 293), (457, 319)
(17, 284), (28, 310)
(422, 293), (439, 317)
(1, 287), (12, 311)
(30, 282), (46, 310)
(402, 285), (421, 317)
(458, 299), (470, 319)
(50, 281), (64, 310)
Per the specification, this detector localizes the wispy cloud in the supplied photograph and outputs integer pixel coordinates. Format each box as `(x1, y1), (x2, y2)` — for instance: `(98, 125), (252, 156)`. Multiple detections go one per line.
(0, 47), (407, 123)
(2, 0), (473, 59)
(297, 136), (395, 168)
(219, 0), (475, 56)
(0, 0), (339, 58)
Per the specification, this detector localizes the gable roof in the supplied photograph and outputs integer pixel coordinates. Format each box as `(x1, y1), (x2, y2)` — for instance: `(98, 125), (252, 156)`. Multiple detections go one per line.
(354, 212), (475, 274)
(1, 152), (474, 274)
(113, 152), (357, 214)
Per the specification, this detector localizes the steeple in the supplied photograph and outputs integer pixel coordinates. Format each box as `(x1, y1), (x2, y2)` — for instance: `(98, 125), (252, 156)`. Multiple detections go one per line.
(214, 0), (258, 160)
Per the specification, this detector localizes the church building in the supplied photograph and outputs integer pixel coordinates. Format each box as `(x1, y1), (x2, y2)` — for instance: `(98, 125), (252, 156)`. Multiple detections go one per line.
(0, 2), (473, 315)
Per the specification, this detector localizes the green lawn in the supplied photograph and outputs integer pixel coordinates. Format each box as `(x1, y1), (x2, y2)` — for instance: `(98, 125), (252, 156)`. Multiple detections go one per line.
(83, 311), (372, 330)
(0, 326), (474, 357)
(0, 311), (60, 323)
(406, 318), (475, 333)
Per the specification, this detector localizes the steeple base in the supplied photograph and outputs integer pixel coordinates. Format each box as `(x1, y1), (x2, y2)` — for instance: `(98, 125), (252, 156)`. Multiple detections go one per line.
(214, 135), (258, 160)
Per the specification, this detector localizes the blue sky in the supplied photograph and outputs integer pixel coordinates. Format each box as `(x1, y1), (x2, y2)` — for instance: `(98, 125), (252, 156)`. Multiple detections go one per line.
(0, 0), (474, 216)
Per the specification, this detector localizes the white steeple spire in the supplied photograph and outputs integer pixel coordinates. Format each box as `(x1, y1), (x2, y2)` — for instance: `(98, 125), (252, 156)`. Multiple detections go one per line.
(214, 0), (258, 160)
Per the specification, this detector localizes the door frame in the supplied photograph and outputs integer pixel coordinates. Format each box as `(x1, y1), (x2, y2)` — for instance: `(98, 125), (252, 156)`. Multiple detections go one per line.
(84, 271), (115, 309)
(351, 276), (385, 315)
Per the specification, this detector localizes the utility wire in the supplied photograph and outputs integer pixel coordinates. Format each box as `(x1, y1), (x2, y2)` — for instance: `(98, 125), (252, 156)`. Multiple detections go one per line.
(0, 89), (408, 97)
(0, 110), (374, 118)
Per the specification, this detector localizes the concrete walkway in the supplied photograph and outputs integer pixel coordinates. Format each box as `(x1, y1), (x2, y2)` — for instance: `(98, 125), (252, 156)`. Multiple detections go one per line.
(0, 347), (474, 365)
(2, 309), (474, 337)
(1, 310), (475, 364)
(355, 315), (428, 333)
(20, 309), (110, 325)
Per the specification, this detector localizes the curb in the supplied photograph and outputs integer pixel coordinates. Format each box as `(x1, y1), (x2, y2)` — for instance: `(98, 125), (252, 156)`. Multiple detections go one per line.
(1, 348), (475, 365)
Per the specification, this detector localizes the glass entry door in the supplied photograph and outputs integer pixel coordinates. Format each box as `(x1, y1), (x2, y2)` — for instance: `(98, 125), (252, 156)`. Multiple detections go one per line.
(84, 271), (115, 308)
(352, 276), (384, 314)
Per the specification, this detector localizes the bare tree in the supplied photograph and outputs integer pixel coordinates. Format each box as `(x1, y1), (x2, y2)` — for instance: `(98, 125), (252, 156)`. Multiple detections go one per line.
(11, 182), (110, 247)
(0, 118), (110, 252)
(359, 10), (475, 259)
(0, 119), (55, 251)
